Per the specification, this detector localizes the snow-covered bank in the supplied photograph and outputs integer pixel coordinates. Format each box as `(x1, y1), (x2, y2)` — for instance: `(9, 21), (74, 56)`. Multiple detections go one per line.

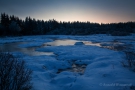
(0, 34), (135, 90)
(36, 45), (135, 90)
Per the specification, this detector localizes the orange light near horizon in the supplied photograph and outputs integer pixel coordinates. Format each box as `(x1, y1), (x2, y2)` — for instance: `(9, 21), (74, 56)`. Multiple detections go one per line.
(18, 4), (135, 24)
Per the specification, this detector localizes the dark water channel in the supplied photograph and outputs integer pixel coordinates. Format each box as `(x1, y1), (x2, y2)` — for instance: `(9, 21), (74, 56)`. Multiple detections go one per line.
(0, 39), (126, 74)
(0, 39), (125, 56)
(0, 42), (53, 56)
(43, 39), (101, 46)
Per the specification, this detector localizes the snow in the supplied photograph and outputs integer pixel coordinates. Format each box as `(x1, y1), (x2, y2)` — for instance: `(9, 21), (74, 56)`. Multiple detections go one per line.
(0, 34), (135, 90)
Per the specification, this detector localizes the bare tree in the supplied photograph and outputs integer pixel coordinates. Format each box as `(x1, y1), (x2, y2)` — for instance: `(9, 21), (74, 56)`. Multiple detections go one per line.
(0, 52), (32, 90)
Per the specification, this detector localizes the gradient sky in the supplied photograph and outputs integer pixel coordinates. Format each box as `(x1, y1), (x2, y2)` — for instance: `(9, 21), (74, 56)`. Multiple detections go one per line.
(0, 0), (135, 23)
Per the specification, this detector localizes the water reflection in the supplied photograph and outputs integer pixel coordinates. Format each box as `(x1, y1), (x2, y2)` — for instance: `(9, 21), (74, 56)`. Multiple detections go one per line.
(43, 39), (79, 46)
(43, 39), (126, 51)
(0, 42), (54, 56)
(43, 39), (101, 47)
(0, 39), (125, 56)
(83, 41), (101, 47)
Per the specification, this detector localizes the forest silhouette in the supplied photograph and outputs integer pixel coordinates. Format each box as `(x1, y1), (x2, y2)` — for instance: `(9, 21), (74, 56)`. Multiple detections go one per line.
(0, 13), (135, 36)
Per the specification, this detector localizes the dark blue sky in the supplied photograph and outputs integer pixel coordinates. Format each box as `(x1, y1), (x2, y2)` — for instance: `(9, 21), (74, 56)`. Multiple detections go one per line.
(0, 0), (135, 23)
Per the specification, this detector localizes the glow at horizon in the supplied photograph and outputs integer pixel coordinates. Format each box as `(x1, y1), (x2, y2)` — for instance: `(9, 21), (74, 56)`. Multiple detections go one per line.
(0, 0), (135, 23)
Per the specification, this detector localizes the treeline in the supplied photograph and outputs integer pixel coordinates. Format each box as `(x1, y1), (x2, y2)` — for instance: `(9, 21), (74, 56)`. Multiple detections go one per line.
(0, 13), (135, 36)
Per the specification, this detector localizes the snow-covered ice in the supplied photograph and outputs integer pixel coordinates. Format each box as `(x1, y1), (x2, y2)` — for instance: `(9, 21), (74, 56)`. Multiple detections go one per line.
(0, 34), (135, 90)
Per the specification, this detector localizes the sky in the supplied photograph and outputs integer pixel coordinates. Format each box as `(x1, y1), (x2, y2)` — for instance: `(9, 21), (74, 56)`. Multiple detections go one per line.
(0, 0), (135, 23)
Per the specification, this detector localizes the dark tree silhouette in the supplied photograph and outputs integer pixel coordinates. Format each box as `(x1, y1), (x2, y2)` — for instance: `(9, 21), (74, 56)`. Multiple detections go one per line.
(0, 13), (135, 36)
(0, 52), (32, 90)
